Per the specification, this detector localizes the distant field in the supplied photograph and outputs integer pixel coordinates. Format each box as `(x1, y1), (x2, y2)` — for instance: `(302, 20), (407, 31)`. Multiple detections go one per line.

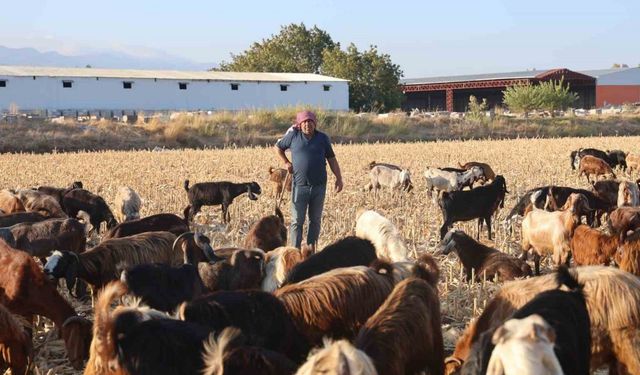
(1, 136), (637, 374)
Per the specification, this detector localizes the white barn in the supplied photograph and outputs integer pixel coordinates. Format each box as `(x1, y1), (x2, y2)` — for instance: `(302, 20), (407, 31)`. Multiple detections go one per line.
(0, 65), (349, 112)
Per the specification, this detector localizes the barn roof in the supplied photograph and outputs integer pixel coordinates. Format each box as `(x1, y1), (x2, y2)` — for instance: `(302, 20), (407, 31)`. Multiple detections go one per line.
(0, 65), (348, 82)
(401, 70), (540, 85)
(580, 67), (636, 77)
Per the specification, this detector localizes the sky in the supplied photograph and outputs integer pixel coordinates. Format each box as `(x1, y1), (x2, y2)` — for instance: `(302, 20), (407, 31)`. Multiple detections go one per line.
(0, 0), (638, 78)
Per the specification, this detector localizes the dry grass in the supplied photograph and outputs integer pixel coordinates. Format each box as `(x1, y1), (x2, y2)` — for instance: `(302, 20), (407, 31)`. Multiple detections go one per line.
(0, 135), (638, 374)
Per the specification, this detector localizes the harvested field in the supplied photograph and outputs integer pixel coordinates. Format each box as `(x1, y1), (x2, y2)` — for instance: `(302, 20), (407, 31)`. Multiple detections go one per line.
(1, 135), (638, 374)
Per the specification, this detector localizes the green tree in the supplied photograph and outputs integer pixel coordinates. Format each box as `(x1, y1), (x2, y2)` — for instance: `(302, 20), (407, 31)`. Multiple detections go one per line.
(216, 23), (335, 73)
(321, 44), (403, 112)
(466, 95), (488, 123)
(502, 78), (578, 116)
(502, 83), (541, 117)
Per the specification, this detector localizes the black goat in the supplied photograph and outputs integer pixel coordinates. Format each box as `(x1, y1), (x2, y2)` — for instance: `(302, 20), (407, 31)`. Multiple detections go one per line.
(197, 248), (265, 292)
(36, 181), (83, 207)
(174, 231), (222, 264)
(102, 213), (189, 240)
(179, 290), (309, 363)
(438, 175), (507, 240)
(62, 189), (117, 234)
(120, 263), (205, 313)
(0, 211), (47, 227)
(283, 236), (377, 285)
(184, 180), (261, 223)
(570, 148), (627, 171)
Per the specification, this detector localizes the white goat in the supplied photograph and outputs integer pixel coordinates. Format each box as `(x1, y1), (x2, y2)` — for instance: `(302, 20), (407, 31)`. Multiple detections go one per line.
(423, 167), (483, 197)
(114, 187), (142, 223)
(618, 180), (640, 207)
(261, 246), (307, 292)
(487, 314), (563, 375)
(296, 339), (378, 375)
(366, 165), (413, 193)
(355, 209), (409, 262)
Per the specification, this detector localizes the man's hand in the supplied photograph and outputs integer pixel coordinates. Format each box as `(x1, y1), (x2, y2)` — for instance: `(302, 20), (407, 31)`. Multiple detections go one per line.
(285, 161), (293, 173)
(335, 178), (343, 193)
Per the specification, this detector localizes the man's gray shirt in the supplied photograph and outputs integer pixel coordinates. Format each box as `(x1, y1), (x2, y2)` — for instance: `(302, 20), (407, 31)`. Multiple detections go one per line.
(276, 129), (336, 186)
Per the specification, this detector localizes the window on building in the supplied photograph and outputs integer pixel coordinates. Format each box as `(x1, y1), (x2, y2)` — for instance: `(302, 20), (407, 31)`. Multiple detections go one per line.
(0, 80), (6, 88)
(323, 85), (331, 91)
(123, 81), (133, 89)
(62, 81), (73, 88)
(230, 83), (239, 91)
(280, 84), (289, 91)
(179, 82), (188, 90)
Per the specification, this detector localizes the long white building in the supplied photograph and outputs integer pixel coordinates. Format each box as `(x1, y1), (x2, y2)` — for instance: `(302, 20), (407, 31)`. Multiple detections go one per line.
(0, 65), (349, 112)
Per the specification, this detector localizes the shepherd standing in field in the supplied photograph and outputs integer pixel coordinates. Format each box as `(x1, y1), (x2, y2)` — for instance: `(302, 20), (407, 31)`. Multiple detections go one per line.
(275, 110), (343, 251)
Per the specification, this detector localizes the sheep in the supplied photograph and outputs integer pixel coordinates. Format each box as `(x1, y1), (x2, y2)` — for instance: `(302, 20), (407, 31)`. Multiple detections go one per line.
(607, 206), (640, 241)
(438, 175), (508, 240)
(570, 225), (619, 266)
(44, 231), (179, 295)
(102, 213), (188, 240)
(0, 218), (86, 259)
(0, 240), (92, 370)
(458, 161), (496, 183)
(173, 231), (222, 264)
(261, 246), (309, 292)
(366, 164), (413, 193)
(275, 261), (399, 346)
(179, 290), (308, 363)
(355, 209), (409, 262)
(35, 181), (83, 206)
(618, 179), (640, 207)
(0, 302), (31, 375)
(437, 229), (531, 281)
(283, 236), (377, 285)
(244, 207), (287, 252)
(201, 327), (298, 375)
(16, 189), (68, 218)
(184, 180), (262, 223)
(197, 248), (265, 292)
(0, 211), (47, 228)
(113, 186), (142, 223)
(446, 266), (640, 375)
(62, 189), (117, 234)
(579, 155), (616, 182)
(615, 231), (640, 276)
(626, 153), (640, 173)
(0, 189), (25, 214)
(521, 192), (591, 275)
(268, 166), (292, 202)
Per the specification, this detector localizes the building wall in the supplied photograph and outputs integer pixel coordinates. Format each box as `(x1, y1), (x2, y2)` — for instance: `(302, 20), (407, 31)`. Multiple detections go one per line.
(0, 75), (349, 111)
(596, 85), (640, 107)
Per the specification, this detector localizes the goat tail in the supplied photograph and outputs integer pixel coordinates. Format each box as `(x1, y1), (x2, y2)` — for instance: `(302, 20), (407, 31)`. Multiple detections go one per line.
(413, 254), (441, 287)
(184, 180), (190, 192)
(202, 327), (244, 375)
(458, 161), (465, 169)
(93, 281), (128, 371)
(556, 266), (583, 293)
(183, 205), (191, 224)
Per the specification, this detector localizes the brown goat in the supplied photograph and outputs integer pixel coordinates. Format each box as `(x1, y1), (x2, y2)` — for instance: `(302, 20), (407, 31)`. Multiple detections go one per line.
(458, 161), (496, 183)
(0, 190), (25, 214)
(261, 246), (310, 292)
(197, 248), (265, 292)
(608, 206), (640, 241)
(0, 240), (92, 370)
(591, 179), (620, 208)
(268, 167), (292, 202)
(0, 218), (86, 259)
(17, 189), (68, 218)
(0, 302), (31, 375)
(570, 225), (619, 266)
(445, 266), (640, 375)
(579, 155), (616, 183)
(626, 153), (640, 173)
(615, 231), (640, 276)
(243, 207), (287, 252)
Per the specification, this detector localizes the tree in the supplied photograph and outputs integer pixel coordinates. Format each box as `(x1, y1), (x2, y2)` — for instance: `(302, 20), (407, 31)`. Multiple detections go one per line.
(321, 44), (403, 112)
(216, 23), (335, 73)
(502, 78), (578, 116)
(466, 95), (488, 123)
(502, 83), (542, 117)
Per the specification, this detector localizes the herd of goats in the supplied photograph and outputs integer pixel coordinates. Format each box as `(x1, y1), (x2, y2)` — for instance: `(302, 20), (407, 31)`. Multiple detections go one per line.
(1, 146), (640, 375)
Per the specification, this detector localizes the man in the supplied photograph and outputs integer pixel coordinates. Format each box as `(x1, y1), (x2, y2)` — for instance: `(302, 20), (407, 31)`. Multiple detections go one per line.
(275, 110), (343, 251)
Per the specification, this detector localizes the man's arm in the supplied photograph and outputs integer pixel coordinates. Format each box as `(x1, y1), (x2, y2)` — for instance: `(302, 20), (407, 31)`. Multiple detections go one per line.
(275, 146), (293, 173)
(327, 157), (343, 193)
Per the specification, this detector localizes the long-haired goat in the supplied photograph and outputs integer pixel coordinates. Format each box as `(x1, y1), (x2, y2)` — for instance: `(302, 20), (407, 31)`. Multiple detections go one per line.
(355, 209), (409, 262)
(35, 181), (83, 206)
(113, 186), (142, 223)
(296, 339), (378, 375)
(244, 207), (287, 252)
(197, 248), (265, 292)
(615, 231), (640, 276)
(184, 180), (261, 223)
(437, 229), (531, 281)
(0, 302), (31, 375)
(0, 218), (86, 259)
(570, 224), (619, 266)
(261, 246), (309, 292)
(173, 231), (221, 264)
(618, 180), (640, 207)
(446, 266), (640, 375)
(607, 206), (640, 241)
(102, 213), (189, 240)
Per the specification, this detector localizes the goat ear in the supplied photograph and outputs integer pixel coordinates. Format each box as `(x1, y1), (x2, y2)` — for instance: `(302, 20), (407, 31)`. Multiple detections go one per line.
(337, 350), (351, 375)
(532, 323), (556, 343)
(492, 326), (508, 344)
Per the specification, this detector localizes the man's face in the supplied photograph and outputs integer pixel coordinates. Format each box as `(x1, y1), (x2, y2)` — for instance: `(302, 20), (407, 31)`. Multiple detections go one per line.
(300, 119), (316, 136)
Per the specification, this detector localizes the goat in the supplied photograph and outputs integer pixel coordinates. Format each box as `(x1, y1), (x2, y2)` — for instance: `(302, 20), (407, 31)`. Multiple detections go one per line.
(0, 302), (31, 375)
(16, 189), (68, 218)
(486, 267), (590, 375)
(570, 225), (619, 266)
(201, 327), (297, 375)
(355, 209), (409, 262)
(244, 207), (287, 252)
(446, 266), (640, 375)
(424, 167), (484, 197)
(438, 175), (508, 240)
(607, 206), (640, 241)
(268, 166), (292, 202)
(626, 153), (640, 173)
(618, 180), (640, 207)
(179, 290), (308, 363)
(570, 148), (626, 170)
(579, 155), (616, 182)
(283, 236), (377, 285)
(261, 246), (309, 292)
(458, 161), (496, 183)
(296, 339), (378, 375)
(44, 231), (179, 295)
(0, 240), (92, 370)
(197, 248), (265, 292)
(184, 180), (261, 223)
(173, 231), (221, 264)
(0, 218), (86, 260)
(102, 213), (189, 240)
(0, 212), (47, 228)
(113, 186), (142, 223)
(591, 179), (620, 208)
(607, 149), (628, 170)
(366, 164), (413, 193)
(615, 231), (640, 276)
(62, 189), (117, 234)
(437, 229), (531, 282)
(0, 190), (25, 214)
(35, 181), (83, 206)
(521, 192), (591, 275)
